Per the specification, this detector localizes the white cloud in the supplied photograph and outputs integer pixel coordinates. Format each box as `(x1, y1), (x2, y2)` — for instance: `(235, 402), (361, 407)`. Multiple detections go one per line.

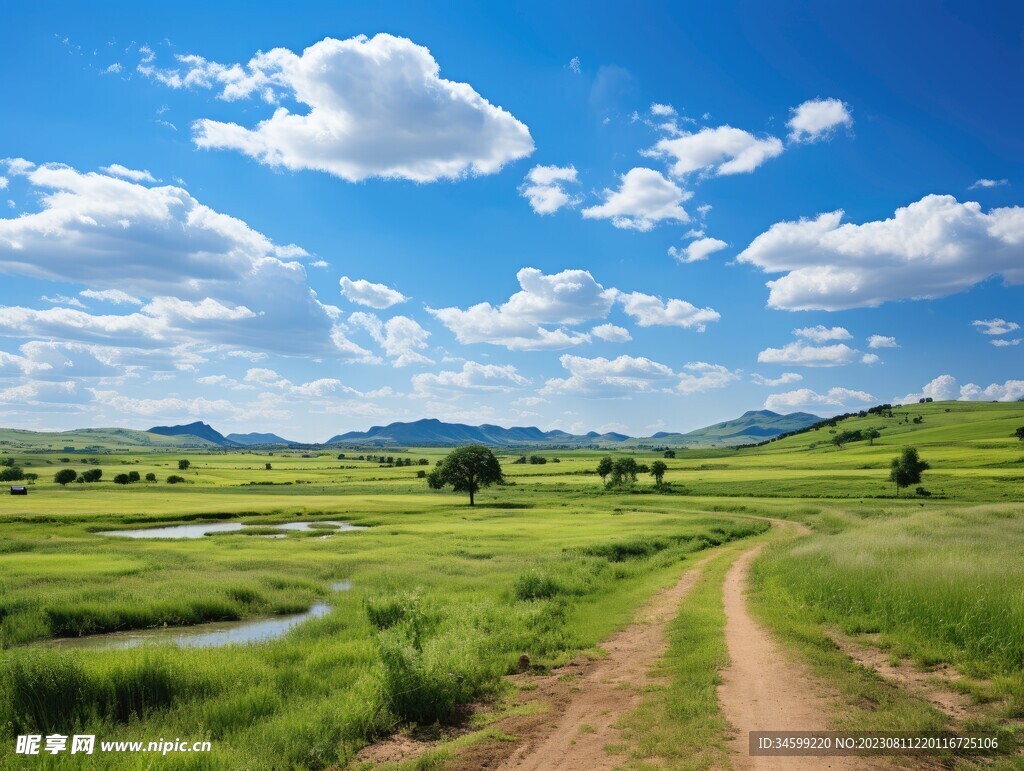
(793, 325), (852, 343)
(430, 267), (614, 350)
(751, 372), (803, 386)
(242, 366), (355, 398)
(79, 288), (143, 305)
(0, 177), (7, 189)
(41, 294), (87, 308)
(646, 126), (784, 177)
(348, 312), (433, 366)
(0, 160), (353, 357)
(991, 338), (1021, 347)
(867, 335), (899, 349)
(972, 318), (1019, 335)
(143, 34), (534, 182)
(591, 323), (632, 343)
(738, 195), (1024, 310)
(786, 98), (853, 143)
(581, 167), (690, 231)
(541, 354), (735, 397)
(520, 164), (580, 215)
(765, 386), (873, 413)
(675, 362), (740, 394)
(898, 374), (1024, 404)
(616, 290), (720, 331)
(99, 163), (157, 183)
(669, 236), (728, 264)
(569, 56), (581, 74)
(970, 178), (1009, 189)
(339, 276), (407, 309)
(650, 103), (676, 117)
(757, 341), (861, 367)
(411, 361), (530, 395)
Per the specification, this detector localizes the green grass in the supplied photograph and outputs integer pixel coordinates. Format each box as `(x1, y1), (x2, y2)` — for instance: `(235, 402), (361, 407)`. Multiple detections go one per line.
(1, 400), (1023, 767)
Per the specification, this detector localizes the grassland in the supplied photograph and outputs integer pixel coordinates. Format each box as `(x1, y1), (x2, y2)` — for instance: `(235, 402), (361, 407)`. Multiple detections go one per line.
(1, 399), (1022, 768)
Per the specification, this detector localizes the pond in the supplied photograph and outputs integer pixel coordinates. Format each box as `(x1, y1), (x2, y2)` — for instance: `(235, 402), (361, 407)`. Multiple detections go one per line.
(45, 581), (354, 650)
(97, 521), (366, 538)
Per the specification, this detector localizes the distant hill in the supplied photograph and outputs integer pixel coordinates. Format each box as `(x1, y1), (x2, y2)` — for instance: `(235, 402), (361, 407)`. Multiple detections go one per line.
(326, 418), (633, 447)
(226, 432), (298, 446)
(148, 421), (240, 447)
(0, 427), (221, 451)
(644, 410), (822, 447)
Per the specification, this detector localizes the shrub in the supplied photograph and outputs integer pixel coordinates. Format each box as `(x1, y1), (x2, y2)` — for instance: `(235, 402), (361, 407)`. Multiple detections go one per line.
(144, 473), (156, 482)
(113, 474), (131, 485)
(513, 571), (562, 600)
(127, 471), (140, 483)
(177, 459), (190, 471)
(0, 466), (25, 482)
(81, 468), (102, 483)
(53, 469), (77, 486)
(166, 475), (187, 484)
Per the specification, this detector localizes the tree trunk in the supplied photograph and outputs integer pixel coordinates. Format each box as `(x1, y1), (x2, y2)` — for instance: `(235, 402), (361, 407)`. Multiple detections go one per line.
(469, 487), (474, 506)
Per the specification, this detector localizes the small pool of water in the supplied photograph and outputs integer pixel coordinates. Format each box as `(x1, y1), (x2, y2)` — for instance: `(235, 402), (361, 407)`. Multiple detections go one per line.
(49, 603), (333, 650)
(97, 521), (365, 539)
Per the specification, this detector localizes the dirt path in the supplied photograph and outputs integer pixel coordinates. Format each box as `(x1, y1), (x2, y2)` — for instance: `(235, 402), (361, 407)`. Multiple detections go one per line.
(718, 540), (863, 770)
(492, 558), (709, 771)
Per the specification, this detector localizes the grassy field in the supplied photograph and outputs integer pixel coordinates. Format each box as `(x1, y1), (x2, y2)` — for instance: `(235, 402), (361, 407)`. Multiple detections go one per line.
(1, 399), (1022, 767)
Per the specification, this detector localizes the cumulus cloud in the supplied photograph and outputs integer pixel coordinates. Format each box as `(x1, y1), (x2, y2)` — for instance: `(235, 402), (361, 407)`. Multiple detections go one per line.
(867, 335), (899, 348)
(0, 160), (352, 357)
(751, 372), (803, 387)
(737, 195), (1024, 310)
(669, 236), (728, 264)
(972, 318), (1019, 335)
(898, 374), (1024, 404)
(991, 338), (1021, 347)
(581, 167), (690, 231)
(541, 354), (736, 397)
(142, 34), (534, 182)
(970, 178), (1009, 189)
(757, 341), (862, 367)
(339, 276), (408, 309)
(430, 268), (614, 351)
(646, 126), (784, 177)
(793, 325), (852, 343)
(347, 312), (433, 367)
(786, 98), (853, 143)
(411, 361), (530, 395)
(765, 386), (873, 413)
(591, 323), (632, 342)
(616, 291), (720, 331)
(99, 163), (158, 183)
(520, 164), (580, 215)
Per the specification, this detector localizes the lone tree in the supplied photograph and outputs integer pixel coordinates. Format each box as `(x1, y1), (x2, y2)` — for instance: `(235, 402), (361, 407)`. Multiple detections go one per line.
(596, 456), (614, 484)
(650, 460), (667, 486)
(1015, 426), (1024, 441)
(663, 449), (676, 459)
(427, 445), (504, 506)
(865, 428), (881, 446)
(178, 459), (191, 471)
(889, 447), (929, 497)
(608, 457), (639, 487)
(54, 468), (77, 486)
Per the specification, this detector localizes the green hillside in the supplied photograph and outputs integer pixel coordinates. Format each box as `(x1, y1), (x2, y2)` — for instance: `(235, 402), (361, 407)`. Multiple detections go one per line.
(0, 427), (220, 452)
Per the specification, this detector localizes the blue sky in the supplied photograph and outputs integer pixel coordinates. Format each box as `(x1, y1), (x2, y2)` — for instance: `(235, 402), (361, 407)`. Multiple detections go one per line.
(0, 0), (1021, 441)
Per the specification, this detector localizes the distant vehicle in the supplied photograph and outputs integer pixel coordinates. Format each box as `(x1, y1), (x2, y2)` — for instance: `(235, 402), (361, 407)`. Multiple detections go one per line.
(10, 485), (27, 495)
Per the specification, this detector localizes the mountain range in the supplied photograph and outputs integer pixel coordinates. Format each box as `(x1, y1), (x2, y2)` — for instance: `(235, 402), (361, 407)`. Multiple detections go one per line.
(0, 411), (820, 451)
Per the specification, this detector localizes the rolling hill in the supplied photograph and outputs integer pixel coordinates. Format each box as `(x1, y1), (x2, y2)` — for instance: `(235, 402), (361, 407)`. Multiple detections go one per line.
(633, 410), (822, 447)
(0, 427), (221, 451)
(148, 421), (240, 447)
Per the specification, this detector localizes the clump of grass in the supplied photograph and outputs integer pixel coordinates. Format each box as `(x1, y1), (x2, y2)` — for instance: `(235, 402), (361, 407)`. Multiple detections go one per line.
(514, 571), (563, 600)
(582, 537), (670, 561)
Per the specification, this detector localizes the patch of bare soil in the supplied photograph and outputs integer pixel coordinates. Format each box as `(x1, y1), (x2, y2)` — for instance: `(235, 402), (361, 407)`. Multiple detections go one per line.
(718, 544), (866, 770)
(828, 630), (976, 724)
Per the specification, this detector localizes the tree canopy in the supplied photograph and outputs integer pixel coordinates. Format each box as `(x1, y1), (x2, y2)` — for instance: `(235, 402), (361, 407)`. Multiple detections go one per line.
(426, 445), (504, 505)
(889, 447), (929, 496)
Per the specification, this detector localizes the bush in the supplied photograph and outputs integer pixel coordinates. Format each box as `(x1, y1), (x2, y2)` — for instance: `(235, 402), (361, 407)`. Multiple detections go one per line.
(113, 474), (130, 485)
(915, 486), (932, 496)
(81, 468), (102, 483)
(127, 471), (140, 483)
(0, 466), (25, 482)
(166, 475), (187, 484)
(582, 538), (670, 562)
(53, 469), (77, 486)
(144, 473), (156, 482)
(513, 571), (562, 600)
(177, 459), (190, 471)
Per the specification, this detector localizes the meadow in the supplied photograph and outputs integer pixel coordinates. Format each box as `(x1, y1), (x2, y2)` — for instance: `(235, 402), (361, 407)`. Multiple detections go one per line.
(1, 399), (1022, 768)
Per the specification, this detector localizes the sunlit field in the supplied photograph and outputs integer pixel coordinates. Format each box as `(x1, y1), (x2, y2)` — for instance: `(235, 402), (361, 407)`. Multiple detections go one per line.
(2, 400), (1023, 767)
